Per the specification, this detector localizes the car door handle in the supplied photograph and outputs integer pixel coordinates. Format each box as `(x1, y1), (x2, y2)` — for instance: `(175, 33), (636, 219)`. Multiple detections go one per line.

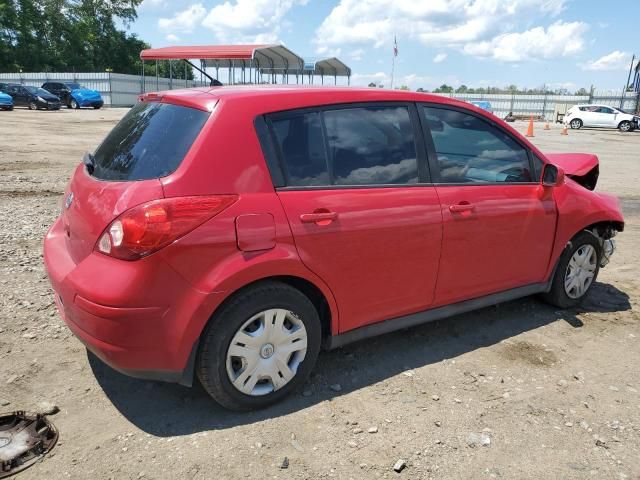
(300, 211), (338, 224)
(449, 203), (475, 213)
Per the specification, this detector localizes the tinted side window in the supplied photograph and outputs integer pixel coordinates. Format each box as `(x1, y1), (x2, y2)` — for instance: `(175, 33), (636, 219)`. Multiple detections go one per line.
(270, 112), (329, 186)
(323, 106), (418, 185)
(423, 106), (532, 184)
(532, 154), (544, 182)
(92, 102), (209, 181)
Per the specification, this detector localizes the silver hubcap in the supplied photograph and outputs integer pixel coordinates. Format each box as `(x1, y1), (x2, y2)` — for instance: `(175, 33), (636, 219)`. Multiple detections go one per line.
(621, 123), (630, 131)
(226, 309), (307, 396)
(564, 244), (597, 299)
(571, 120), (580, 128)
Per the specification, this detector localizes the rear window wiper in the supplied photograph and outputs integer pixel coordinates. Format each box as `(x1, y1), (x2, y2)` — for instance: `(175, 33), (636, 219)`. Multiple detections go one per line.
(83, 152), (95, 175)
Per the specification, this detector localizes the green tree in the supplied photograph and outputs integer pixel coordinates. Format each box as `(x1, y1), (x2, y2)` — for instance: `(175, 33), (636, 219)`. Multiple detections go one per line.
(0, 0), (193, 77)
(455, 84), (468, 93)
(434, 84), (453, 93)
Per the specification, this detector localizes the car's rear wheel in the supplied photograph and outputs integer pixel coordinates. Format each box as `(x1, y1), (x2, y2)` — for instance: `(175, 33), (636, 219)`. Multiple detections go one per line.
(542, 231), (601, 308)
(28, 101), (37, 110)
(618, 120), (632, 132)
(93, 105), (101, 109)
(196, 281), (321, 411)
(71, 98), (79, 109)
(569, 118), (582, 129)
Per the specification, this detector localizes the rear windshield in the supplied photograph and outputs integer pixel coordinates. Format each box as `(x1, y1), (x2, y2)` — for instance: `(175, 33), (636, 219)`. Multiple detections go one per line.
(91, 102), (209, 181)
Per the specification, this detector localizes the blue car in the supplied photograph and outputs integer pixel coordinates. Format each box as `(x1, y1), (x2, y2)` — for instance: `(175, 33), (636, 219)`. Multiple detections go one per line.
(42, 81), (104, 109)
(470, 101), (493, 114)
(0, 90), (13, 111)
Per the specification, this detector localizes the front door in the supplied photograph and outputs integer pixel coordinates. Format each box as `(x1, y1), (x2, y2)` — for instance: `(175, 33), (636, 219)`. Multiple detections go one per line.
(420, 105), (557, 306)
(595, 106), (618, 127)
(268, 104), (443, 333)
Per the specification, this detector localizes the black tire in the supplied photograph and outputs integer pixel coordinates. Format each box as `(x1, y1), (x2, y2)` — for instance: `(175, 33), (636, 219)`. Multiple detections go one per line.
(618, 121), (632, 132)
(93, 105), (101, 109)
(542, 231), (601, 308)
(569, 118), (582, 129)
(28, 101), (37, 110)
(71, 98), (79, 109)
(196, 281), (321, 411)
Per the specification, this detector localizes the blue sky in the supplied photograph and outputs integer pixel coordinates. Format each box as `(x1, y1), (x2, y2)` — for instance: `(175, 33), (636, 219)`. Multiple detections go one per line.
(129, 0), (636, 92)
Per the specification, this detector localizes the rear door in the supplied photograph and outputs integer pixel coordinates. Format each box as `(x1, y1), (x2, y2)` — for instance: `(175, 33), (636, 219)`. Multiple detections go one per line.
(420, 104), (556, 306)
(9, 86), (26, 106)
(266, 103), (443, 333)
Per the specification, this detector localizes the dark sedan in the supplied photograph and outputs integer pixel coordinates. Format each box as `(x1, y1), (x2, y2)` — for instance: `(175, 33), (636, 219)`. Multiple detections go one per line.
(5, 84), (61, 110)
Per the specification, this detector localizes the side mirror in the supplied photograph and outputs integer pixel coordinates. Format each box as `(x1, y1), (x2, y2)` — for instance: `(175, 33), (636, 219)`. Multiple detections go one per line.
(542, 164), (565, 187)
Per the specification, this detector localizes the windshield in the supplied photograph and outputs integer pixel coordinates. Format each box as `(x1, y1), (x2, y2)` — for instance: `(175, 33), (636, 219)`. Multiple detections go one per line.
(25, 86), (52, 96)
(91, 102), (210, 181)
(65, 83), (81, 90)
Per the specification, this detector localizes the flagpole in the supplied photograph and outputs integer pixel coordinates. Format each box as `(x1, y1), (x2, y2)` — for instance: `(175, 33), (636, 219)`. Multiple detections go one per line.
(390, 52), (395, 89)
(390, 36), (396, 89)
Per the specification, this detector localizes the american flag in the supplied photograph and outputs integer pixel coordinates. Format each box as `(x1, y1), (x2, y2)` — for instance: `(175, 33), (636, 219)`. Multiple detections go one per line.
(393, 36), (398, 57)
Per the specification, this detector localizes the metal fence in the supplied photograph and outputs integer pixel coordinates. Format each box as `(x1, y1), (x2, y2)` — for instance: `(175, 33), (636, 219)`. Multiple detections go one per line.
(0, 72), (207, 107)
(433, 89), (639, 120)
(2, 72), (638, 116)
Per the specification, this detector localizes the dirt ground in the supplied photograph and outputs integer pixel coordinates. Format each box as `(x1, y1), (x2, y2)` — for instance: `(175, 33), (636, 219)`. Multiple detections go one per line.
(0, 107), (639, 480)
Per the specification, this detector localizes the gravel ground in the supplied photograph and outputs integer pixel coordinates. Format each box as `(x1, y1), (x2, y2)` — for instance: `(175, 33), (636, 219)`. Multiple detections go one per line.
(0, 108), (639, 480)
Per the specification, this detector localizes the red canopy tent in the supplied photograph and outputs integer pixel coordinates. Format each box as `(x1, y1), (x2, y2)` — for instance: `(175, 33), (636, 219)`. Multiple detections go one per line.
(139, 44), (308, 88)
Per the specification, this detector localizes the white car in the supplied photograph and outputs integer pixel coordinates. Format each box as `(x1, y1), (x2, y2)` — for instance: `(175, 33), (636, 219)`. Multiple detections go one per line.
(564, 104), (639, 132)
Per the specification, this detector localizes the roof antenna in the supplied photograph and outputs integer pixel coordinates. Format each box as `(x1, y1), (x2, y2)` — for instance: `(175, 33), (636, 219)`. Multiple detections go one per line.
(183, 60), (222, 86)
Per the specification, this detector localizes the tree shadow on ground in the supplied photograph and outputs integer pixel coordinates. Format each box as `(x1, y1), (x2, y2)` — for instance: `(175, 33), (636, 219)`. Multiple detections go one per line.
(88, 281), (631, 436)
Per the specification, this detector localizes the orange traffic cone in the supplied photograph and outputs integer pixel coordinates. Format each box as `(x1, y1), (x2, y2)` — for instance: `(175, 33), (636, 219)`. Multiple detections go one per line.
(525, 116), (534, 137)
(561, 124), (568, 136)
(544, 121), (550, 130)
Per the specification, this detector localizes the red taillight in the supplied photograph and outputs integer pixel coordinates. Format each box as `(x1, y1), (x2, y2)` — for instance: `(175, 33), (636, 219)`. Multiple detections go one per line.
(95, 195), (238, 260)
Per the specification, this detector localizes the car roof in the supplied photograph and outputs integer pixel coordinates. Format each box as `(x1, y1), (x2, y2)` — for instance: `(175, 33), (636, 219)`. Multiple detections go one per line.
(575, 104), (616, 108)
(141, 85), (478, 114)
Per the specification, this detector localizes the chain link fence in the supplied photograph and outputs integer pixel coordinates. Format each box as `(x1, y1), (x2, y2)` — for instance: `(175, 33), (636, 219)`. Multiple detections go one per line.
(433, 89), (639, 120)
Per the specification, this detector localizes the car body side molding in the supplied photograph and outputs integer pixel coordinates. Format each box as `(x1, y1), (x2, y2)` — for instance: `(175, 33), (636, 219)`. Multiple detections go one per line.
(324, 282), (550, 350)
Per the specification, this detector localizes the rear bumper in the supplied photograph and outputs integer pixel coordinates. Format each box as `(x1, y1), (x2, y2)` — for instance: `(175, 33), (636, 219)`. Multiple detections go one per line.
(43, 217), (225, 384)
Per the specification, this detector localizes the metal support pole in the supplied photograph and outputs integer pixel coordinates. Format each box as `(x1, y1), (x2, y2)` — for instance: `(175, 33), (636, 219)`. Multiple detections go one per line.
(169, 60), (172, 89)
(185, 61), (187, 87)
(622, 54), (635, 109)
(141, 60), (145, 93)
(155, 60), (159, 90)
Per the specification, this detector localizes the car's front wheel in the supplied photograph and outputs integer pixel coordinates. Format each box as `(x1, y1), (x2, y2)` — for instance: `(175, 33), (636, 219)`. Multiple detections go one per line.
(196, 281), (321, 411)
(618, 120), (633, 132)
(543, 231), (601, 308)
(28, 101), (37, 110)
(569, 118), (582, 129)
(70, 98), (79, 109)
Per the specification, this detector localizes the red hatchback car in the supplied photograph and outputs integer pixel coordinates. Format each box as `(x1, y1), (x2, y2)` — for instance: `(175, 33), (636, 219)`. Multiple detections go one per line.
(44, 86), (624, 410)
